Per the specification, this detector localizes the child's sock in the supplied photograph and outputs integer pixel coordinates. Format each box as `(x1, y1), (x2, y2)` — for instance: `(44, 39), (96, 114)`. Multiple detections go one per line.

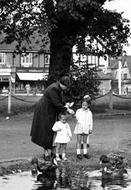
(83, 148), (87, 155)
(62, 153), (66, 158)
(56, 153), (61, 161)
(77, 149), (81, 155)
(56, 153), (59, 157)
(62, 153), (67, 160)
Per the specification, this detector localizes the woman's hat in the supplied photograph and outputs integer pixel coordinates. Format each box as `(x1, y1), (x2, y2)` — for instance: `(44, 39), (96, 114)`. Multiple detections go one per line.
(59, 76), (71, 87)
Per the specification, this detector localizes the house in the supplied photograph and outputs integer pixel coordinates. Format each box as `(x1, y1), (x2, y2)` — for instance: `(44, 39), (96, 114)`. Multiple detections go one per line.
(0, 33), (110, 95)
(97, 71), (112, 95)
(0, 33), (50, 94)
(72, 37), (109, 70)
(72, 37), (111, 95)
(107, 56), (131, 94)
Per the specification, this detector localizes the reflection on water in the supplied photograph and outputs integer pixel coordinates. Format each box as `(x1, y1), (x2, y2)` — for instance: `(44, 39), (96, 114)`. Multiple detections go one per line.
(1, 167), (131, 190)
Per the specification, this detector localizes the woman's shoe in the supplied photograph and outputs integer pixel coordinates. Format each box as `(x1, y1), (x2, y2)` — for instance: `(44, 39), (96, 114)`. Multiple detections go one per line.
(77, 154), (82, 159)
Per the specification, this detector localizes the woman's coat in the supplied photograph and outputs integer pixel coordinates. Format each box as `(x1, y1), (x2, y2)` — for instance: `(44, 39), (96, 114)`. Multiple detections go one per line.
(30, 82), (67, 149)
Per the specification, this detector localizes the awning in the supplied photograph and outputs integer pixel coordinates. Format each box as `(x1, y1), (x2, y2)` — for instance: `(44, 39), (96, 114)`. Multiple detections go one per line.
(0, 73), (10, 76)
(17, 73), (45, 81)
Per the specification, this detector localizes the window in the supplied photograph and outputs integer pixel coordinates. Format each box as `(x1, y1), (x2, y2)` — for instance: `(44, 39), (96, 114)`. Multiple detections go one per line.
(0, 53), (6, 65)
(44, 54), (50, 64)
(21, 53), (32, 67)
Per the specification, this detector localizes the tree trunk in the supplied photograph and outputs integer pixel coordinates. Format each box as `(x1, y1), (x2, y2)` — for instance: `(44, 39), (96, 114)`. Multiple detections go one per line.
(49, 32), (73, 77)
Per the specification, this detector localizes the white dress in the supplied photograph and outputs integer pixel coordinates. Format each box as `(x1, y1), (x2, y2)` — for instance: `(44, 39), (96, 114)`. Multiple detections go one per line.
(52, 121), (72, 143)
(74, 108), (93, 134)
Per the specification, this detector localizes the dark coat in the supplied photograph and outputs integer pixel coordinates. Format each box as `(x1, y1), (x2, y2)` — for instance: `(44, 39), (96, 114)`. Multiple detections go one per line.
(30, 82), (67, 149)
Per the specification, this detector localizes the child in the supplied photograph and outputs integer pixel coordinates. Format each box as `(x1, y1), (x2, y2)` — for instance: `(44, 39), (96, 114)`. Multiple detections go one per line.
(74, 96), (93, 159)
(52, 112), (72, 161)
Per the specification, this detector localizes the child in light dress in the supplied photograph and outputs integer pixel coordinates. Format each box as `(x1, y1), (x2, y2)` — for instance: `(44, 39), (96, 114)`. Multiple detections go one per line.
(52, 112), (72, 161)
(74, 96), (93, 159)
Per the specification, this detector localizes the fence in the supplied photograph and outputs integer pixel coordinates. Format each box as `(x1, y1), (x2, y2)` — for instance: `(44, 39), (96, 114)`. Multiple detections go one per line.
(0, 94), (40, 116)
(92, 90), (131, 113)
(0, 91), (131, 116)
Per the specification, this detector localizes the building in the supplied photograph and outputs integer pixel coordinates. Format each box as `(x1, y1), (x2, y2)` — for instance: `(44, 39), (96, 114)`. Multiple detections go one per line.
(72, 37), (108, 70)
(97, 71), (112, 94)
(108, 55), (131, 94)
(0, 33), (110, 95)
(0, 33), (50, 94)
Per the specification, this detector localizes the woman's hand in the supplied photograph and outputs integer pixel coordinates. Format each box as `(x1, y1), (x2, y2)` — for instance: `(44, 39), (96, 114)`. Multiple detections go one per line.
(67, 108), (75, 115)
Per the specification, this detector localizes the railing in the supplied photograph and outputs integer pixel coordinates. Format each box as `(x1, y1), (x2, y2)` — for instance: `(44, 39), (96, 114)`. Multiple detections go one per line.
(1, 90), (131, 115)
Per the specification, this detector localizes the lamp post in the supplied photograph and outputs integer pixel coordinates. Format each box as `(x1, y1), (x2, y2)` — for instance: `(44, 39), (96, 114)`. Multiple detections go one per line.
(8, 76), (12, 115)
(118, 56), (122, 95)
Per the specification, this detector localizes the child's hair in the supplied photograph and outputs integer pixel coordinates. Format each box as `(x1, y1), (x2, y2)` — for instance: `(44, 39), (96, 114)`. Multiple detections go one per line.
(58, 112), (67, 120)
(82, 94), (91, 105)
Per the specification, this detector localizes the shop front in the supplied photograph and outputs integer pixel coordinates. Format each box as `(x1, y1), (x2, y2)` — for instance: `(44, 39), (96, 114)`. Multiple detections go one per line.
(16, 68), (48, 94)
(0, 68), (16, 94)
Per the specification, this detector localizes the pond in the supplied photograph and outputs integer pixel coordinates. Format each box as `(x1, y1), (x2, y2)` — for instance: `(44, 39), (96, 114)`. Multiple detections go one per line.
(0, 167), (131, 190)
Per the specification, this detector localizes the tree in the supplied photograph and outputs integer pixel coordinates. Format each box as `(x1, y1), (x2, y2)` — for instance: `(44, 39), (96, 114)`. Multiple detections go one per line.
(0, 0), (130, 77)
(67, 64), (101, 102)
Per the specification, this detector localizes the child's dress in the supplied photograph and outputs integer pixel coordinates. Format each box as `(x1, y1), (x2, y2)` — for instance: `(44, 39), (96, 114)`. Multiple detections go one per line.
(52, 121), (72, 143)
(74, 108), (93, 134)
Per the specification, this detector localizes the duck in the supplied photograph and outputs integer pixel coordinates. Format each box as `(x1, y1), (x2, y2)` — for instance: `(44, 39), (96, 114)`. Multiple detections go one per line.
(99, 154), (128, 179)
(30, 157), (57, 176)
(101, 168), (128, 179)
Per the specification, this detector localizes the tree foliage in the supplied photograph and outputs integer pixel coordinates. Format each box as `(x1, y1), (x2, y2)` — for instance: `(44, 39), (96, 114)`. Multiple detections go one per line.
(0, 0), (130, 99)
(0, 0), (130, 56)
(69, 64), (100, 101)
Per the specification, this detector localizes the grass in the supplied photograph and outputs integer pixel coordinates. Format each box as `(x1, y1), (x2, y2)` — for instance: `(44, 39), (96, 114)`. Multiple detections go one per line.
(92, 93), (131, 113)
(0, 93), (131, 116)
(0, 95), (40, 116)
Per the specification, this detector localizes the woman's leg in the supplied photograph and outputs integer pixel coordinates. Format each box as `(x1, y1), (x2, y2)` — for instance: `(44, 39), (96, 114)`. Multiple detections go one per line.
(76, 134), (82, 158)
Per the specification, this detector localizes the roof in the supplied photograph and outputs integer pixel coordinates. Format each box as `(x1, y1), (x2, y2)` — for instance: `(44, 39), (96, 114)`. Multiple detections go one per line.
(0, 31), (50, 52)
(108, 56), (131, 74)
(97, 71), (112, 80)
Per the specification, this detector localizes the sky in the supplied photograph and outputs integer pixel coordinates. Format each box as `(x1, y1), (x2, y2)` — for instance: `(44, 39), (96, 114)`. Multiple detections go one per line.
(104, 0), (131, 55)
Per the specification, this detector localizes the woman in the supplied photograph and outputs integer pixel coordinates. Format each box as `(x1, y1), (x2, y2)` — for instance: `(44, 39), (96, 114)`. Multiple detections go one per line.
(30, 76), (74, 158)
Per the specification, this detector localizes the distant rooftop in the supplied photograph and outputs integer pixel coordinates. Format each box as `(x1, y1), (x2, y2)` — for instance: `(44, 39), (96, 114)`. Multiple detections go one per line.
(0, 31), (50, 52)
(97, 71), (112, 80)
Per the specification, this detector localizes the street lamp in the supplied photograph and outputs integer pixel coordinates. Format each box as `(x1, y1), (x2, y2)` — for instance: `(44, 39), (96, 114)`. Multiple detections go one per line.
(118, 56), (122, 95)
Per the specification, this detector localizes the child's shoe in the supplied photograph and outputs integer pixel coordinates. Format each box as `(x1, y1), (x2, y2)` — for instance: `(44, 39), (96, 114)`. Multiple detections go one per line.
(59, 154), (62, 159)
(83, 154), (91, 159)
(77, 154), (82, 159)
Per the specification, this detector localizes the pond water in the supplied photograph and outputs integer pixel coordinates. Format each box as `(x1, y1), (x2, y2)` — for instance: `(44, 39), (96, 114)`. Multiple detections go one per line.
(1, 167), (131, 190)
